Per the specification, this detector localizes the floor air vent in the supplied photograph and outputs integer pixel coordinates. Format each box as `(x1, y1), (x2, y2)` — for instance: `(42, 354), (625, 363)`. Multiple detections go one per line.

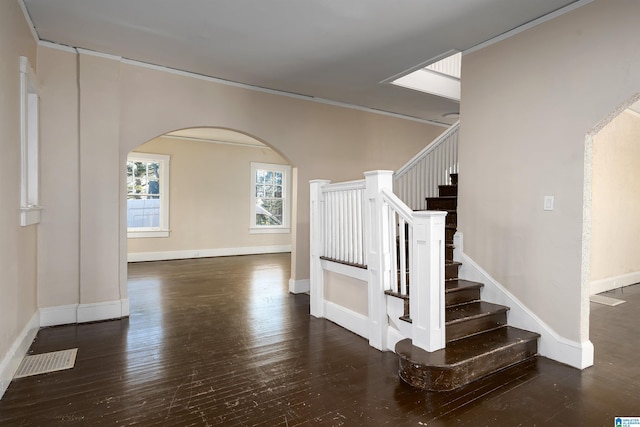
(14, 349), (78, 379)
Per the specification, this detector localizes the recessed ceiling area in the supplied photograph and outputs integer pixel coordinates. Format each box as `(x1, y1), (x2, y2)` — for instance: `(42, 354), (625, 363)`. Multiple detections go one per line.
(22, 0), (589, 125)
(391, 52), (462, 102)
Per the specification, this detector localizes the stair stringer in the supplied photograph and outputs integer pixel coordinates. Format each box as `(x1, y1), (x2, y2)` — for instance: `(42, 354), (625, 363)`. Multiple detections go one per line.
(454, 232), (594, 369)
(386, 295), (413, 340)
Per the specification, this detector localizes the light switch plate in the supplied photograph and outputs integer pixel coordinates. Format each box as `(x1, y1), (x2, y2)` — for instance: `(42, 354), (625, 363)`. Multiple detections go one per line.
(544, 196), (554, 211)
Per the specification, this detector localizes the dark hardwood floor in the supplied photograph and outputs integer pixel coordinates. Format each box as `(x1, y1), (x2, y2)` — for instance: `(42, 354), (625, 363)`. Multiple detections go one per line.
(0, 253), (638, 426)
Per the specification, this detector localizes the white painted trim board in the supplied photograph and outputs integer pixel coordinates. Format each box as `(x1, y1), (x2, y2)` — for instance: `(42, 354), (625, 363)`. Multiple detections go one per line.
(321, 259), (368, 281)
(590, 271), (640, 295)
(386, 327), (407, 352)
(0, 311), (39, 399)
(289, 278), (310, 294)
(127, 245), (291, 263)
(40, 303), (79, 327)
(40, 299), (130, 327)
(323, 301), (369, 341)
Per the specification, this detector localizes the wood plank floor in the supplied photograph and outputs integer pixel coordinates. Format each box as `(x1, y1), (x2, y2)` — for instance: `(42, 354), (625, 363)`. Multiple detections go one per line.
(0, 253), (639, 426)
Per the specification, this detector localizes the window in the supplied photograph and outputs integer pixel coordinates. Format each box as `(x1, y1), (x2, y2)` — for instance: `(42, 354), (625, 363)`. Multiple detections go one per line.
(250, 162), (291, 233)
(127, 153), (170, 238)
(20, 56), (41, 226)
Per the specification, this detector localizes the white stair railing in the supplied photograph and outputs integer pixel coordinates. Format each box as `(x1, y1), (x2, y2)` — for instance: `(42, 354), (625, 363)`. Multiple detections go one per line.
(394, 121), (459, 210)
(310, 171), (446, 353)
(380, 188), (414, 299)
(321, 179), (366, 267)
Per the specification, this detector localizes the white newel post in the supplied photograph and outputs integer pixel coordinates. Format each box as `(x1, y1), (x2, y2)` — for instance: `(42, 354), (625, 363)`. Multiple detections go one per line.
(411, 211), (447, 352)
(364, 170), (394, 351)
(310, 179), (330, 318)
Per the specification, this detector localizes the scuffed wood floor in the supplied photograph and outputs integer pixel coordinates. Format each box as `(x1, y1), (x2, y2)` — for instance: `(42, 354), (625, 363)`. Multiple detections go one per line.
(0, 253), (639, 426)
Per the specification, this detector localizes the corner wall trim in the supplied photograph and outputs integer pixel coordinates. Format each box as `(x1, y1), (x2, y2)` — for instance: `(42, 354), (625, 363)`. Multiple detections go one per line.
(127, 245), (291, 263)
(0, 311), (39, 400)
(459, 250), (594, 369)
(289, 278), (310, 294)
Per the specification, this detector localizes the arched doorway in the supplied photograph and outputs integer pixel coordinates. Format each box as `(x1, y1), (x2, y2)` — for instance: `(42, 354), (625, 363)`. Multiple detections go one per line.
(123, 127), (295, 295)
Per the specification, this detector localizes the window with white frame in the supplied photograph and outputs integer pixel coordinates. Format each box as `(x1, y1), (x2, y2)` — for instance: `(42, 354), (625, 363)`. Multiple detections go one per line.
(250, 162), (291, 233)
(20, 56), (41, 226)
(126, 153), (170, 238)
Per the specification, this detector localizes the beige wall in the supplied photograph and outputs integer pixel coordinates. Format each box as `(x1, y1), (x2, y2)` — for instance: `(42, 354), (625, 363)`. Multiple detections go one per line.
(459, 0), (640, 343)
(80, 54), (123, 305)
(38, 46), (79, 308)
(34, 45), (441, 317)
(0, 0), (38, 366)
(116, 62), (443, 284)
(324, 271), (368, 316)
(590, 110), (640, 284)
(127, 136), (291, 254)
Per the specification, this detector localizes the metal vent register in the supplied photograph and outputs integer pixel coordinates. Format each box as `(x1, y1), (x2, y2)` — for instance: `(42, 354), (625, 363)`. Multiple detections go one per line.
(14, 349), (78, 378)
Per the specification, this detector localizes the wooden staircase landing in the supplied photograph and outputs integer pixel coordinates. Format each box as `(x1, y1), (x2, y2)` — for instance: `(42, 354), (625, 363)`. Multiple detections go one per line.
(394, 173), (540, 391)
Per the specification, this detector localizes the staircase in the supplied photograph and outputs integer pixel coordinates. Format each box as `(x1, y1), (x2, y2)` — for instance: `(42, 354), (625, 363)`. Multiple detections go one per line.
(393, 173), (540, 391)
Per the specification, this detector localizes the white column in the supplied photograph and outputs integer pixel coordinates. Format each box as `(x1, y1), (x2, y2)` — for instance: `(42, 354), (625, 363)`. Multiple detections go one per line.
(364, 170), (394, 351)
(410, 210), (447, 352)
(309, 179), (330, 318)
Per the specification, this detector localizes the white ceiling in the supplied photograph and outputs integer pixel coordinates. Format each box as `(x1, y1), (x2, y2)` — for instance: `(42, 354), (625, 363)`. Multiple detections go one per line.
(23, 0), (585, 126)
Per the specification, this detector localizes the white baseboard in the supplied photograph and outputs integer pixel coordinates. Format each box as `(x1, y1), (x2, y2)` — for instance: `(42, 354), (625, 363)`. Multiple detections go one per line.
(0, 311), (39, 399)
(77, 299), (128, 323)
(127, 245), (291, 262)
(121, 298), (130, 317)
(386, 327), (406, 352)
(40, 303), (78, 327)
(590, 271), (640, 295)
(459, 251), (594, 369)
(324, 301), (369, 340)
(289, 278), (310, 294)
(40, 299), (129, 327)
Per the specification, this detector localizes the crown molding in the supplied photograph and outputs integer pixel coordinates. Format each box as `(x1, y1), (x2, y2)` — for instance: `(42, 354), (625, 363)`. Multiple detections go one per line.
(17, 0), (39, 43)
(464, 0), (594, 55)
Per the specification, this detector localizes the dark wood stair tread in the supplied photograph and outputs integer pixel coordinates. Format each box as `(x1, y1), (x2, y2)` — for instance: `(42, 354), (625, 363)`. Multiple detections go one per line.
(399, 315), (412, 323)
(446, 301), (508, 324)
(425, 196), (458, 201)
(396, 326), (539, 367)
(396, 327), (539, 391)
(385, 290), (409, 300)
(445, 279), (483, 293)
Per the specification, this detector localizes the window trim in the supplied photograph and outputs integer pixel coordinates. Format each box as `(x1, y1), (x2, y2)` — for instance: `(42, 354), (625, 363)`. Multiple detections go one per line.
(20, 56), (41, 227)
(126, 152), (170, 238)
(250, 162), (291, 234)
